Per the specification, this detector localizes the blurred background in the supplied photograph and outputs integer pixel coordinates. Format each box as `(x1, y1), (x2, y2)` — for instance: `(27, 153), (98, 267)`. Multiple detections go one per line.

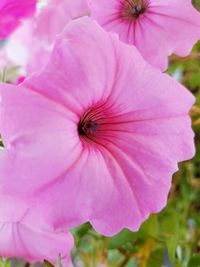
(0, 1), (200, 267)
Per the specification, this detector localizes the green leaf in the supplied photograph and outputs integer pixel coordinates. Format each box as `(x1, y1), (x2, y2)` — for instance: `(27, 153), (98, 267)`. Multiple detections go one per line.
(139, 215), (159, 239)
(193, 0), (200, 10)
(160, 211), (179, 239)
(166, 237), (178, 263)
(73, 223), (91, 239)
(109, 229), (137, 249)
(0, 259), (11, 267)
(147, 247), (164, 267)
(188, 255), (200, 267)
(44, 259), (55, 267)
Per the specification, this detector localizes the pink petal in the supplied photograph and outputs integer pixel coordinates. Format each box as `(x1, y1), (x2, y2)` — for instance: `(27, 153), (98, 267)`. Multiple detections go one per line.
(0, 83), (81, 195)
(32, 148), (142, 234)
(0, 0), (36, 38)
(0, 197), (73, 266)
(134, 0), (200, 70)
(34, 0), (89, 45)
(1, 0), (89, 76)
(89, 0), (200, 70)
(24, 17), (118, 111)
(0, 17), (195, 236)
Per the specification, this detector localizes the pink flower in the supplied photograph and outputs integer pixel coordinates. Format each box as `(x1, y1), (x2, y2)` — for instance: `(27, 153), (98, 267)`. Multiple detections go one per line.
(0, 0), (37, 39)
(31, 0), (89, 73)
(0, 17), (195, 236)
(0, 197), (73, 266)
(2, 0), (89, 76)
(3, 20), (50, 76)
(89, 0), (200, 70)
(34, 0), (89, 45)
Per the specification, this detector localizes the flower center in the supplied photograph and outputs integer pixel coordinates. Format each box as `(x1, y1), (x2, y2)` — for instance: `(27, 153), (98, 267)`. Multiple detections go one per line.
(78, 103), (118, 144)
(78, 120), (99, 136)
(78, 105), (103, 139)
(121, 0), (148, 21)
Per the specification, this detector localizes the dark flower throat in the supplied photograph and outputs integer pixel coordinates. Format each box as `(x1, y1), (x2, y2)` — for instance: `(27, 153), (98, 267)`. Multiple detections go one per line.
(121, 0), (148, 20)
(78, 120), (99, 136)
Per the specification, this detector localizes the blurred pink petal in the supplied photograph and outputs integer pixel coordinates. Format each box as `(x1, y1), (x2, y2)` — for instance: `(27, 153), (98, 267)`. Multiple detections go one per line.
(0, 197), (73, 266)
(0, 0), (36, 39)
(89, 0), (200, 70)
(0, 17), (195, 236)
(17, 76), (26, 84)
(3, 20), (50, 76)
(2, 0), (89, 76)
(35, 0), (90, 45)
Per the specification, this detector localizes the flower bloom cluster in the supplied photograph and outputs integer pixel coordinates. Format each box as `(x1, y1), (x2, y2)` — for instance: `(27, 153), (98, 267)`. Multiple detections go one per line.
(0, 0), (199, 265)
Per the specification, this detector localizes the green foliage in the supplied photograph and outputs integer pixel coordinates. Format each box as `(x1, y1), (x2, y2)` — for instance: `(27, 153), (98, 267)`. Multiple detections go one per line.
(44, 260), (54, 267)
(188, 254), (200, 267)
(0, 259), (11, 267)
(193, 0), (200, 10)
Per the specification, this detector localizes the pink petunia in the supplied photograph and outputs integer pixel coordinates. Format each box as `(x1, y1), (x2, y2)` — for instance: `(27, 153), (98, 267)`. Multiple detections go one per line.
(0, 0), (36, 39)
(0, 197), (73, 266)
(3, 20), (50, 76)
(34, 0), (89, 45)
(1, 0), (89, 76)
(0, 17), (195, 236)
(89, 0), (200, 70)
